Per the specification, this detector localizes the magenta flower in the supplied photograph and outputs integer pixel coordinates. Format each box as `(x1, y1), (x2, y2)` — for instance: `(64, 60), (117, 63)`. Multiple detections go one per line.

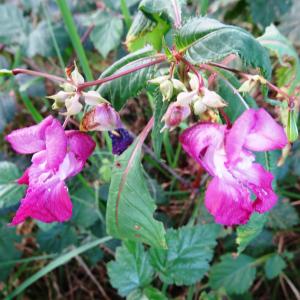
(180, 109), (288, 226)
(6, 116), (95, 225)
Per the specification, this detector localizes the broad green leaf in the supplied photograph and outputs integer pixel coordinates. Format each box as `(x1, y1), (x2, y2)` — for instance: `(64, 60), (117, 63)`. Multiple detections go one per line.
(264, 254), (286, 279)
(90, 13), (124, 58)
(0, 224), (21, 281)
(25, 21), (70, 58)
(0, 161), (25, 209)
(149, 224), (220, 285)
(267, 198), (299, 229)
(107, 241), (154, 297)
(128, 286), (168, 300)
(175, 17), (271, 79)
(0, 92), (17, 133)
(106, 133), (166, 249)
(126, 11), (169, 52)
(126, 0), (185, 51)
(97, 46), (158, 110)
(236, 213), (267, 254)
(37, 224), (78, 253)
(246, 0), (292, 28)
(0, 4), (28, 45)
(151, 89), (168, 157)
(209, 254), (256, 294)
(6, 236), (112, 300)
(258, 24), (300, 92)
(139, 0), (184, 26)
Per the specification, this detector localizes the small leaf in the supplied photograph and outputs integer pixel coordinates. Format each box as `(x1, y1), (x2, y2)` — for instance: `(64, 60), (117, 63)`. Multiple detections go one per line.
(149, 224), (220, 285)
(246, 0), (292, 28)
(97, 46), (158, 110)
(0, 4), (28, 45)
(151, 89), (168, 157)
(267, 198), (299, 229)
(90, 13), (123, 58)
(264, 254), (286, 279)
(209, 254), (256, 294)
(107, 241), (154, 297)
(127, 286), (168, 300)
(37, 224), (78, 253)
(0, 224), (21, 281)
(106, 128), (166, 249)
(236, 213), (267, 254)
(175, 17), (271, 79)
(0, 161), (25, 209)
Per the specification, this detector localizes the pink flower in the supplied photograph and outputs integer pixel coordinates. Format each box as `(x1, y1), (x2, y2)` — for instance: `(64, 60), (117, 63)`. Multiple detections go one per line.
(180, 109), (288, 226)
(6, 116), (95, 225)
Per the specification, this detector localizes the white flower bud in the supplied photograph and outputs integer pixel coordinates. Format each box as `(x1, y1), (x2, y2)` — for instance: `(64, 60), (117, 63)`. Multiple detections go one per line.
(83, 91), (108, 106)
(71, 63), (84, 85)
(193, 99), (207, 115)
(201, 88), (227, 108)
(65, 94), (83, 116)
(160, 80), (174, 101)
(171, 79), (187, 92)
(148, 75), (170, 85)
(177, 91), (198, 106)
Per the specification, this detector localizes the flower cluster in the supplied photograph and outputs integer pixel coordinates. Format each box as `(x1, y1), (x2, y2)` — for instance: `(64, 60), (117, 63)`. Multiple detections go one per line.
(6, 117), (95, 224)
(180, 108), (288, 225)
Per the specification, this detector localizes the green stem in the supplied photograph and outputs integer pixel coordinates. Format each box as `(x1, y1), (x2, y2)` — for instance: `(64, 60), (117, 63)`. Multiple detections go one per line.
(56, 0), (93, 81)
(120, 0), (132, 30)
(161, 282), (168, 295)
(43, 4), (66, 70)
(19, 91), (43, 123)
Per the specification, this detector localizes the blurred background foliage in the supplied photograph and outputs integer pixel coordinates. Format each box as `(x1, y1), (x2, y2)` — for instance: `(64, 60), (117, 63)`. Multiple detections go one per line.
(0, 0), (299, 299)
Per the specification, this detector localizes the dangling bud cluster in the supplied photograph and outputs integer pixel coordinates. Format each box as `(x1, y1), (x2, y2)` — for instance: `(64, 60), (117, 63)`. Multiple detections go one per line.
(159, 73), (227, 131)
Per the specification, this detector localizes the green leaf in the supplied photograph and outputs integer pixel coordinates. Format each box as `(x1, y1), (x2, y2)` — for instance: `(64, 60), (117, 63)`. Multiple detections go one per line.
(139, 0), (184, 26)
(0, 4), (28, 45)
(0, 224), (21, 281)
(128, 286), (168, 300)
(106, 133), (166, 249)
(246, 0), (292, 28)
(236, 213), (267, 254)
(25, 21), (69, 58)
(97, 46), (158, 110)
(126, 11), (169, 52)
(90, 13), (124, 58)
(209, 254), (256, 294)
(6, 236), (112, 300)
(267, 198), (299, 229)
(37, 224), (78, 253)
(264, 254), (286, 279)
(107, 241), (154, 297)
(0, 92), (17, 133)
(279, 1), (300, 47)
(175, 17), (271, 79)
(149, 224), (220, 285)
(0, 161), (25, 209)
(151, 89), (168, 157)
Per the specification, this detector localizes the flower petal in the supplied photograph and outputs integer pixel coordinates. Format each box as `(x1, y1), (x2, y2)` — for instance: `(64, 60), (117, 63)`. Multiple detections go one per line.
(233, 162), (278, 213)
(5, 116), (53, 154)
(11, 180), (72, 225)
(205, 177), (253, 226)
(226, 109), (287, 163)
(45, 119), (67, 170)
(180, 123), (226, 175)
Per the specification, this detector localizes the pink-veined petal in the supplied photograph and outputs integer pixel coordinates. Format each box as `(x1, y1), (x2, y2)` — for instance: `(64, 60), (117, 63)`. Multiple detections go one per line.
(66, 131), (96, 163)
(45, 119), (67, 170)
(205, 177), (254, 226)
(244, 108), (288, 151)
(5, 116), (53, 154)
(10, 180), (72, 225)
(180, 123), (226, 175)
(226, 109), (287, 163)
(233, 162), (278, 213)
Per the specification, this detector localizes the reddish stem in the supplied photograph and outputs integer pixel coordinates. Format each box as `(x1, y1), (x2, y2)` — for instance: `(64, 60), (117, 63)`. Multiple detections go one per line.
(206, 62), (294, 106)
(181, 57), (204, 92)
(219, 108), (232, 128)
(77, 55), (167, 92)
(12, 68), (67, 83)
